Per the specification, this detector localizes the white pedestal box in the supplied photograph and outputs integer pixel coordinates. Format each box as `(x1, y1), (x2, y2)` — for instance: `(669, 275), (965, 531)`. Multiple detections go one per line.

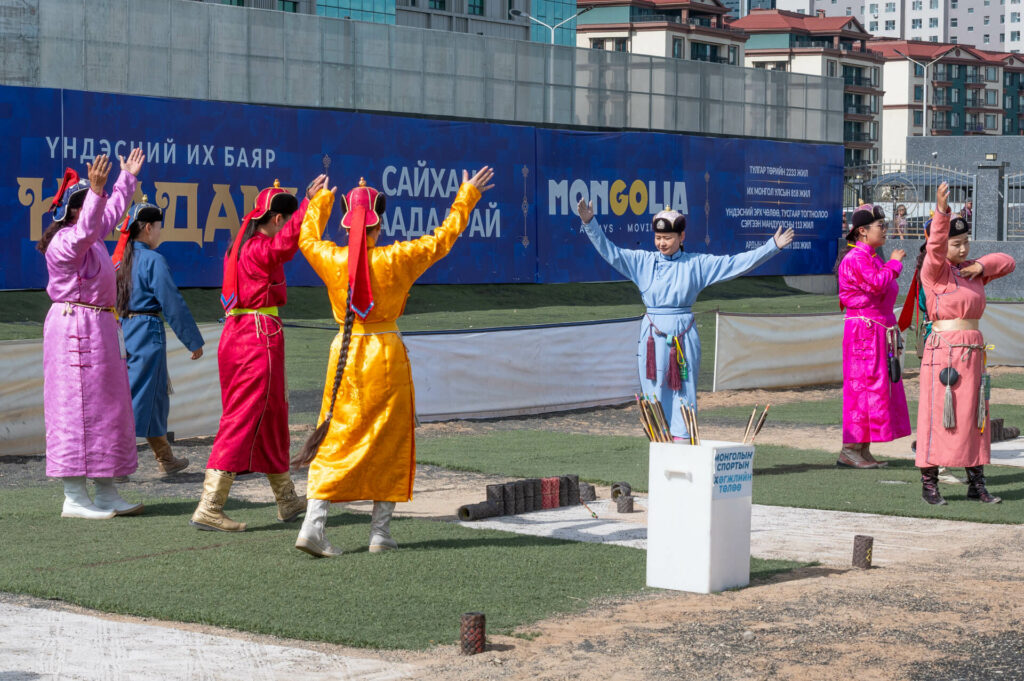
(646, 440), (755, 594)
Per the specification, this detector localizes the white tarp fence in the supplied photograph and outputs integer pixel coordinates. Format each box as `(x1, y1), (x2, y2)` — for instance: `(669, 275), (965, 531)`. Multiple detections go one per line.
(0, 318), (642, 456)
(713, 303), (1024, 391)
(405, 318), (641, 421)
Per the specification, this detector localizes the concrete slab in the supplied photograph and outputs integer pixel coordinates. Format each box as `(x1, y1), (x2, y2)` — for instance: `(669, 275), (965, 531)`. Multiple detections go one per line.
(460, 500), (1013, 568)
(0, 602), (415, 681)
(991, 437), (1024, 467)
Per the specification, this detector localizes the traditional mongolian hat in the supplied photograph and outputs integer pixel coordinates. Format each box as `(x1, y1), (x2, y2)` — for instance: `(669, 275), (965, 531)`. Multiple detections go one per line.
(339, 178), (387, 319)
(112, 197), (163, 270)
(846, 203), (886, 242)
(652, 206), (686, 233)
(220, 181), (300, 312)
(49, 168), (91, 223)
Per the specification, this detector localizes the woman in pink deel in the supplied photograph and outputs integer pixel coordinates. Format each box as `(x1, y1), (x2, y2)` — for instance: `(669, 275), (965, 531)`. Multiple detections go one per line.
(836, 204), (911, 469)
(915, 182), (1016, 505)
(39, 151), (146, 519)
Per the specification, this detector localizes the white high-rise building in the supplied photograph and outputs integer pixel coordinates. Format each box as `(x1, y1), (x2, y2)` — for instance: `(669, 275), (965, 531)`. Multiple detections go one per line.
(773, 0), (1021, 52)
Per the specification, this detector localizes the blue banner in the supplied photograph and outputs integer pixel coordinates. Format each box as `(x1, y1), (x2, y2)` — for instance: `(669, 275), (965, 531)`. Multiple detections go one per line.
(2, 84), (842, 290)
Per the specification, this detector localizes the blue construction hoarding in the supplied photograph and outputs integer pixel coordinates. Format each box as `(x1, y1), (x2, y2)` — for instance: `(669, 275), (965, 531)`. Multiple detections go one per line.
(2, 84), (843, 290)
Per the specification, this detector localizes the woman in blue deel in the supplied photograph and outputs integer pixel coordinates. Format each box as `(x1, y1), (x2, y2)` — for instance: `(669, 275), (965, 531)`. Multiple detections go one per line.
(577, 198), (794, 441)
(113, 199), (205, 474)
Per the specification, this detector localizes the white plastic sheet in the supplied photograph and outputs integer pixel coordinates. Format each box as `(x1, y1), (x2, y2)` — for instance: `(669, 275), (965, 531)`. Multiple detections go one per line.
(1, 319), (643, 455)
(713, 304), (1024, 392)
(0, 323), (223, 457)
(713, 311), (844, 391)
(405, 318), (642, 421)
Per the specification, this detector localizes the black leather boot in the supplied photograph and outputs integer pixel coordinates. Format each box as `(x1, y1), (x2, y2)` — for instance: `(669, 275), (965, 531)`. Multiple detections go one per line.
(965, 466), (1001, 503)
(920, 467), (947, 505)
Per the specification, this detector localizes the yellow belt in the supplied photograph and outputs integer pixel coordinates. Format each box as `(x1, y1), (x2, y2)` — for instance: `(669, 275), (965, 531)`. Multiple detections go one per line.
(61, 301), (115, 315)
(227, 306), (279, 317)
(351, 319), (399, 335)
(931, 319), (980, 332)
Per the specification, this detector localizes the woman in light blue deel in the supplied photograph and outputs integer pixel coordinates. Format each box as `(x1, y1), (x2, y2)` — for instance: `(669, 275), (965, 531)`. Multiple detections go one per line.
(576, 198), (794, 441)
(113, 200), (205, 474)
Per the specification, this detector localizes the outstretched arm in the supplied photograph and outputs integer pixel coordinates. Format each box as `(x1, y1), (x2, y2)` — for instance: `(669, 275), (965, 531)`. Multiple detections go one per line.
(577, 199), (645, 282)
(100, 148), (144, 233)
(697, 226), (793, 288)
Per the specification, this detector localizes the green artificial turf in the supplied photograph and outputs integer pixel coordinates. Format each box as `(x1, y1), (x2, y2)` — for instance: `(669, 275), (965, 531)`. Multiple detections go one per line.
(416, 430), (1024, 524)
(700, 400), (1024, 430)
(0, 487), (802, 648)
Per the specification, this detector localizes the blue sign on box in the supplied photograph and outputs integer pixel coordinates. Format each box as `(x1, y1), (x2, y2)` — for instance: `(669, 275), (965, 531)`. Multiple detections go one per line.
(2, 84), (843, 290)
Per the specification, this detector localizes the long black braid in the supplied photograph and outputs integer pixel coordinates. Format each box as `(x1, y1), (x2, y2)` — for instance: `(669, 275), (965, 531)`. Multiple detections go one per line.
(292, 296), (356, 468)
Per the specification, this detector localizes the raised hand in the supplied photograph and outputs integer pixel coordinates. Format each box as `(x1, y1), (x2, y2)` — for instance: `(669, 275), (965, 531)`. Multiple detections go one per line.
(577, 198), (595, 224)
(890, 248), (906, 262)
(936, 181), (949, 214)
(306, 174), (328, 199)
(773, 226), (795, 249)
(463, 166), (495, 194)
(119, 148), (145, 177)
(87, 155), (112, 195)
(959, 261), (984, 279)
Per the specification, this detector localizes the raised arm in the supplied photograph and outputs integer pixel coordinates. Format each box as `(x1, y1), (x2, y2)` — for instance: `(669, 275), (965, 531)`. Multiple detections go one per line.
(298, 187), (344, 284)
(100, 149), (144, 233)
(150, 254), (204, 353)
(577, 199), (645, 282)
(388, 167), (492, 284)
(921, 183), (952, 289)
(55, 155), (119, 263)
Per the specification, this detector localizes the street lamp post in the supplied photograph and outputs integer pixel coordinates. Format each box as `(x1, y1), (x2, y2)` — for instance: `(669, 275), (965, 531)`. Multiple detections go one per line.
(509, 6), (592, 123)
(894, 48), (953, 137)
(509, 6), (592, 44)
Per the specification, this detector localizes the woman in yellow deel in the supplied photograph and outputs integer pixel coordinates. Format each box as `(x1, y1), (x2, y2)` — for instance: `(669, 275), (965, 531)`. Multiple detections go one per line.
(292, 166), (495, 557)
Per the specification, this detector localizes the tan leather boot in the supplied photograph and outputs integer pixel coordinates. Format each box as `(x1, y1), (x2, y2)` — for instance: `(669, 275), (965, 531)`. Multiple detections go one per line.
(837, 443), (878, 469)
(147, 436), (189, 475)
(190, 469), (246, 532)
(859, 444), (888, 468)
(267, 472), (306, 522)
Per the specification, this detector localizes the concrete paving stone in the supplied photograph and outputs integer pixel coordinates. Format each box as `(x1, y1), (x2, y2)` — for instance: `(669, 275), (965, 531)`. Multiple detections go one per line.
(0, 603), (415, 681)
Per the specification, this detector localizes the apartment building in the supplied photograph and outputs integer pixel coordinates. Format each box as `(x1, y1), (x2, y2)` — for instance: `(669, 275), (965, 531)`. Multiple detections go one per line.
(871, 39), (1024, 160)
(731, 9), (884, 165)
(574, 0), (749, 65)
(773, 0), (1023, 53)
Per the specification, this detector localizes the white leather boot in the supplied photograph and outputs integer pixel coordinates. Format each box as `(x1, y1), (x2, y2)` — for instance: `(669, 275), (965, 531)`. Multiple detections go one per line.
(92, 478), (145, 516)
(61, 477), (116, 520)
(369, 501), (398, 553)
(295, 499), (342, 557)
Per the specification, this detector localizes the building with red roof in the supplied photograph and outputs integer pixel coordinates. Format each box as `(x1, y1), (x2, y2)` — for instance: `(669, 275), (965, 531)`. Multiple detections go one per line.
(731, 9), (884, 167)
(870, 39), (1024, 161)
(574, 0), (749, 65)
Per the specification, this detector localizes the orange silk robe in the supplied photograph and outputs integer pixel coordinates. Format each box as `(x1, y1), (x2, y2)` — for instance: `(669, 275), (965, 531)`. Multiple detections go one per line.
(299, 184), (481, 502)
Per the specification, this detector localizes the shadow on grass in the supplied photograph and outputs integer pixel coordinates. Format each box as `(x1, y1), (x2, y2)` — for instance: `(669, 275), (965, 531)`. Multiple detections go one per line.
(754, 565), (847, 585)
(396, 535), (585, 551)
(755, 463), (839, 476)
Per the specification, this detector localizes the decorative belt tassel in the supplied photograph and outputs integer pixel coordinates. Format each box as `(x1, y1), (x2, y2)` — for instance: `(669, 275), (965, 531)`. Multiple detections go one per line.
(666, 338), (682, 391)
(645, 329), (657, 381)
(978, 375), (988, 430)
(940, 366), (959, 430)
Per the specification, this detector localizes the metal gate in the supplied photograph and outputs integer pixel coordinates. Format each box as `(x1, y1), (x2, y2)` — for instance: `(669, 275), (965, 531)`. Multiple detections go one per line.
(845, 162), (976, 240)
(1005, 172), (1024, 241)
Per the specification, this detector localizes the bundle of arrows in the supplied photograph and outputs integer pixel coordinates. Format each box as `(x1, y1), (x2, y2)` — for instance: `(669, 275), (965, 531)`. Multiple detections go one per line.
(634, 394), (673, 442)
(742, 404), (771, 444)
